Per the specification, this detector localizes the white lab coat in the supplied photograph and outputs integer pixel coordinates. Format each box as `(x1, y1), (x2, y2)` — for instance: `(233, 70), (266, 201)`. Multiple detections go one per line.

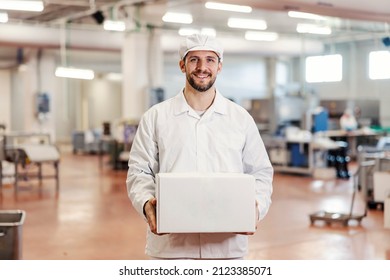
(126, 90), (273, 259)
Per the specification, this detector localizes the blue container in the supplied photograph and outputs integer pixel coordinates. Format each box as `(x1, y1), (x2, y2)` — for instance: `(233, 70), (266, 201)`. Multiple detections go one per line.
(312, 109), (329, 133)
(290, 144), (308, 167)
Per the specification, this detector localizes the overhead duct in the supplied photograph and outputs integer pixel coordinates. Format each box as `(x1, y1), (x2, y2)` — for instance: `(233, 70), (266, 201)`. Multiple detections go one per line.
(0, 23), (124, 51)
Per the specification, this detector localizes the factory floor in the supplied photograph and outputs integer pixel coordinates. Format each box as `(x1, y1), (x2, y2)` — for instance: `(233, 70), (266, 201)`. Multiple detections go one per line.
(1, 147), (389, 260)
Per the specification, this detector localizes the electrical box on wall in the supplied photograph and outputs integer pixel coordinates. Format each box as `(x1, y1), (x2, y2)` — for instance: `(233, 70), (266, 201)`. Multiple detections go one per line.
(36, 92), (50, 115)
(149, 87), (165, 107)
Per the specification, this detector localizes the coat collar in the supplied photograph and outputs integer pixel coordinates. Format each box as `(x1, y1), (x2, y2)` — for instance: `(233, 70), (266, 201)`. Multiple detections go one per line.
(173, 89), (228, 116)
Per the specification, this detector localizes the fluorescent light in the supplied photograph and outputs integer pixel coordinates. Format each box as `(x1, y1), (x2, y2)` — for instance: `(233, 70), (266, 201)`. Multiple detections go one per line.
(103, 20), (126, 31)
(288, 11), (326, 20)
(162, 12), (193, 24)
(205, 2), (252, 13)
(55, 67), (94, 80)
(0, 1), (44, 12)
(105, 72), (122, 81)
(178, 28), (200, 36)
(178, 27), (216, 37)
(228, 17), (267, 30)
(296, 23), (331, 35)
(0, 12), (8, 23)
(245, 31), (279, 41)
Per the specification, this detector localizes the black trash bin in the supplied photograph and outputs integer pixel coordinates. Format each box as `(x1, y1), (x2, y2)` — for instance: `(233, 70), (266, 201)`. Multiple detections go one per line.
(0, 210), (26, 260)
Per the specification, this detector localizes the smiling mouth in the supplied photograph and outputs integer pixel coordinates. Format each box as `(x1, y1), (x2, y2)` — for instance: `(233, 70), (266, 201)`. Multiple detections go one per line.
(193, 72), (210, 80)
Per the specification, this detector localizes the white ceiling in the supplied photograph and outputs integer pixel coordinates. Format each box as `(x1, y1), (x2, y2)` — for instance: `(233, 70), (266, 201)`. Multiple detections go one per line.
(0, 0), (389, 69)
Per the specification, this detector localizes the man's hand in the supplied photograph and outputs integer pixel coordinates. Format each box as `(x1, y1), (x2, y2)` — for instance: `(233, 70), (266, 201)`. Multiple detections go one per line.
(144, 198), (166, 235)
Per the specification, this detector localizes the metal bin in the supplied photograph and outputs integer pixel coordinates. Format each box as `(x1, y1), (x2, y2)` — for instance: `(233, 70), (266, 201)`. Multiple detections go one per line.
(0, 210), (26, 260)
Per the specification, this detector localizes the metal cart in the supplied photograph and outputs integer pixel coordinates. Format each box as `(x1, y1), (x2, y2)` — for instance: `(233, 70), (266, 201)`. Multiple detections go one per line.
(1, 132), (60, 196)
(0, 210), (26, 259)
(309, 160), (375, 226)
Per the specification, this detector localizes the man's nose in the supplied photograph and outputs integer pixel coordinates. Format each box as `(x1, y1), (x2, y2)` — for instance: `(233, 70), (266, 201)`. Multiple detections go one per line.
(196, 59), (207, 70)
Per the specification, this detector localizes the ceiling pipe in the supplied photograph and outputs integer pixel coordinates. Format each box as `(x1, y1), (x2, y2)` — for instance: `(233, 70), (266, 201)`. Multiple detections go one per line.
(48, 0), (159, 26)
(221, 0), (390, 23)
(0, 23), (124, 52)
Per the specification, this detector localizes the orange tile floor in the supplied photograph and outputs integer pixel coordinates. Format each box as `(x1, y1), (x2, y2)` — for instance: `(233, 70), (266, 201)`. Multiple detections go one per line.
(1, 149), (389, 260)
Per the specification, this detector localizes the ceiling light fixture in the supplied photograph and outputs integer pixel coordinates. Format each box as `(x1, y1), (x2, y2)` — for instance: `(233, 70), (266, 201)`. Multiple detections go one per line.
(178, 28), (199, 36)
(205, 2), (252, 13)
(105, 72), (122, 81)
(178, 27), (216, 37)
(0, 12), (8, 23)
(245, 31), (279, 41)
(288, 11), (327, 20)
(162, 12), (193, 24)
(0, 0), (44, 12)
(296, 23), (332, 35)
(227, 17), (267, 30)
(55, 22), (94, 80)
(55, 67), (95, 80)
(103, 20), (126, 31)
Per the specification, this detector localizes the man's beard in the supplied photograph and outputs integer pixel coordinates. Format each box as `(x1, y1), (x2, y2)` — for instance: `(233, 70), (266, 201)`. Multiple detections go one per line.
(186, 71), (216, 92)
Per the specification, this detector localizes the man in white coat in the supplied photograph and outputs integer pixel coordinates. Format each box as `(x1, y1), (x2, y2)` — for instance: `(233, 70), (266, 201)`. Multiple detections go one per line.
(126, 34), (273, 259)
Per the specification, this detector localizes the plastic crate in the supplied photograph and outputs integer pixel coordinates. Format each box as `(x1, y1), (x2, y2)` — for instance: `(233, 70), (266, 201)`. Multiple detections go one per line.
(0, 210), (26, 260)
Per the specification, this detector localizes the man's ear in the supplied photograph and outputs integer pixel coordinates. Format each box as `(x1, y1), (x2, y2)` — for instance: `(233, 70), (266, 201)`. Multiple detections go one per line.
(179, 60), (186, 73)
(217, 62), (222, 74)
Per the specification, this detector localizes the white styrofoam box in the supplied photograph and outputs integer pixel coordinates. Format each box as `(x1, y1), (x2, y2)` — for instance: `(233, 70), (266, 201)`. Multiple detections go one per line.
(373, 172), (390, 202)
(385, 196), (390, 229)
(18, 144), (60, 162)
(156, 173), (256, 234)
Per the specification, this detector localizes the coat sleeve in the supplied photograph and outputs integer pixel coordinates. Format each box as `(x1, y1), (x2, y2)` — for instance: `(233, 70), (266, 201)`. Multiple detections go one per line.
(126, 112), (159, 218)
(243, 117), (273, 221)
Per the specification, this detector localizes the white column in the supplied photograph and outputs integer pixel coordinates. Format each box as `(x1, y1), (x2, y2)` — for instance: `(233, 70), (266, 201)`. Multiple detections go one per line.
(121, 29), (163, 121)
(348, 41), (357, 100)
(0, 70), (11, 131)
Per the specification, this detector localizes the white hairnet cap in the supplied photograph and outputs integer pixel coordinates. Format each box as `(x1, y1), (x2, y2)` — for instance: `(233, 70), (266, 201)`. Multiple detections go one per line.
(179, 34), (223, 62)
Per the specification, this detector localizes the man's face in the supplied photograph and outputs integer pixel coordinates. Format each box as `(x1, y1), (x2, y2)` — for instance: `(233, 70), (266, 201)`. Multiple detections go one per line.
(180, 50), (222, 92)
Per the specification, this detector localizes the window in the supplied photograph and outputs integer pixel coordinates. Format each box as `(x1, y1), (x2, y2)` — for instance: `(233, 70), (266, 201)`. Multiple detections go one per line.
(369, 51), (390, 80)
(305, 54), (342, 83)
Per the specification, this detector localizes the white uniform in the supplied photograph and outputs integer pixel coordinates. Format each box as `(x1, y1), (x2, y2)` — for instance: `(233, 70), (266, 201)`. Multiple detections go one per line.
(126, 90), (273, 259)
